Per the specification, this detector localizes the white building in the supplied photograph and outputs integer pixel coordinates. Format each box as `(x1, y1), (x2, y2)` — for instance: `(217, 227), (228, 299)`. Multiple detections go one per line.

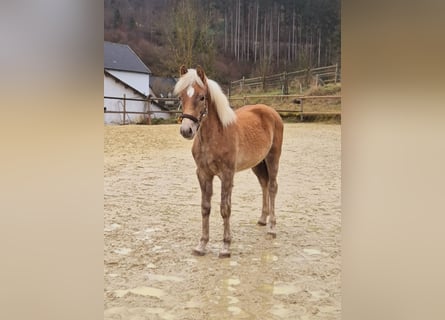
(104, 41), (170, 124)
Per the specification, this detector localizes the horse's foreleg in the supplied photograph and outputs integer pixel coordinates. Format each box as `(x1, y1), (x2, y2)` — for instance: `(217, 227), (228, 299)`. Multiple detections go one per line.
(219, 174), (234, 258)
(193, 171), (213, 256)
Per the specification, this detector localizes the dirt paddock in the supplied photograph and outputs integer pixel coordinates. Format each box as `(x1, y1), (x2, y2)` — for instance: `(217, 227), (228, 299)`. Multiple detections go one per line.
(104, 123), (341, 319)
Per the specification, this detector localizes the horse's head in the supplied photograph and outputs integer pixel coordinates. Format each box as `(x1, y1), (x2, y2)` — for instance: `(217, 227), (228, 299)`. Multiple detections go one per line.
(175, 65), (209, 140)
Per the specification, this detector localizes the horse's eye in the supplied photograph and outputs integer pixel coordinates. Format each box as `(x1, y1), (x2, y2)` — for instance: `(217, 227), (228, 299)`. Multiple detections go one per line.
(200, 96), (205, 101)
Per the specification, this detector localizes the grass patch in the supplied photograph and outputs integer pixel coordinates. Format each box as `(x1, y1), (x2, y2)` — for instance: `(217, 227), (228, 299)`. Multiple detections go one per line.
(136, 117), (179, 125)
(305, 83), (341, 96)
(280, 112), (341, 124)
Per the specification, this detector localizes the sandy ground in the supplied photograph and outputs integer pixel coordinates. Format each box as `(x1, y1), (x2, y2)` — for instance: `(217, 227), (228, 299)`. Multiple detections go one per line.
(104, 123), (341, 319)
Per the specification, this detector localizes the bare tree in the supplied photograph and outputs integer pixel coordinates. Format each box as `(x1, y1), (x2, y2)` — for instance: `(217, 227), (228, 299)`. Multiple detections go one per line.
(166, 0), (214, 71)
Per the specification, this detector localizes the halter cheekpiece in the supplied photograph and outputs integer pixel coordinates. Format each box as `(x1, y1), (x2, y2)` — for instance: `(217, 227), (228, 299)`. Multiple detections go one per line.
(180, 98), (208, 128)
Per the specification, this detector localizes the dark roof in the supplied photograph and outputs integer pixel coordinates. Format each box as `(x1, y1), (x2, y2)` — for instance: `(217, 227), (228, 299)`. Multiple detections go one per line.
(104, 41), (151, 74)
(150, 76), (177, 97)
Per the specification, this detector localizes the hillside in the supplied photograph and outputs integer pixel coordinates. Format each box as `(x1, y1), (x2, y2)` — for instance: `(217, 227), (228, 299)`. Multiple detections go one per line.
(104, 0), (340, 83)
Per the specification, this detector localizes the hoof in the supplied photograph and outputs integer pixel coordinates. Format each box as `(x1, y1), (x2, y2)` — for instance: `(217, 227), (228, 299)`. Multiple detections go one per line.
(192, 248), (206, 256)
(257, 220), (267, 226)
(266, 231), (277, 239)
(218, 251), (231, 258)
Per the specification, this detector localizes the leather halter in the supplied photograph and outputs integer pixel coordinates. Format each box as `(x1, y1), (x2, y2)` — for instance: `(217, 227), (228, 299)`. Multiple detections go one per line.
(180, 99), (208, 128)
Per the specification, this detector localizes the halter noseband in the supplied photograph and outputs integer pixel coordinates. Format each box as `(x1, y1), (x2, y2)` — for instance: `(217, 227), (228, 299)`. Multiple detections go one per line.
(180, 100), (208, 128)
(180, 113), (200, 123)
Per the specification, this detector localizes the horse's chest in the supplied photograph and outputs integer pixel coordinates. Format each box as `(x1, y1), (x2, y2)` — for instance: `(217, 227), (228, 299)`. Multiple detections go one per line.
(192, 141), (234, 174)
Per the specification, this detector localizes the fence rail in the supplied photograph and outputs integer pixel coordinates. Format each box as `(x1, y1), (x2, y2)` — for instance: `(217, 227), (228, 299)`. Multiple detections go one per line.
(229, 64), (340, 96)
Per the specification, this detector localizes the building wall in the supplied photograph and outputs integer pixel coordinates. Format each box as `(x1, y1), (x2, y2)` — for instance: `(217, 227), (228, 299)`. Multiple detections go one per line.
(104, 75), (170, 124)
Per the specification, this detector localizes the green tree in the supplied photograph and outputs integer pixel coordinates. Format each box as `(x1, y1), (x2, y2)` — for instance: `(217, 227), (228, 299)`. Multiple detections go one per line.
(128, 16), (136, 30)
(113, 8), (122, 29)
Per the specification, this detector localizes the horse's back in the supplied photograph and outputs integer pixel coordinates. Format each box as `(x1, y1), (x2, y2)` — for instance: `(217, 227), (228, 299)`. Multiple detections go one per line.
(235, 104), (283, 137)
(236, 104), (281, 121)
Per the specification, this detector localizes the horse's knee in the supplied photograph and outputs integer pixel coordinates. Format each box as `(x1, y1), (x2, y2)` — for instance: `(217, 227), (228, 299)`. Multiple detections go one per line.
(201, 200), (211, 216)
(269, 180), (278, 194)
(220, 203), (231, 218)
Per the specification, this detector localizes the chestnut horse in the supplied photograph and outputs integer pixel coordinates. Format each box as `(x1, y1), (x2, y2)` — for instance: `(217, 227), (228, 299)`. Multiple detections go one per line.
(174, 65), (283, 258)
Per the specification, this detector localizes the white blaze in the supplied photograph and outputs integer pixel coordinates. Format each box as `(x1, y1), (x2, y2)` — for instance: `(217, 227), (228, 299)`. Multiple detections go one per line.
(187, 86), (195, 97)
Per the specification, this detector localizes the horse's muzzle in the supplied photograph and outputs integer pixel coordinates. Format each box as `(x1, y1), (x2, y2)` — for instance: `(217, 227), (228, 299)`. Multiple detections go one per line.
(180, 118), (197, 140)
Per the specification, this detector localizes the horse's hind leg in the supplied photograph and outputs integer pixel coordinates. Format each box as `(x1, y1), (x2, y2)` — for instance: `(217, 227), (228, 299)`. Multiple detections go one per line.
(252, 161), (269, 226)
(264, 118), (283, 238)
(265, 153), (281, 238)
(193, 170), (213, 256)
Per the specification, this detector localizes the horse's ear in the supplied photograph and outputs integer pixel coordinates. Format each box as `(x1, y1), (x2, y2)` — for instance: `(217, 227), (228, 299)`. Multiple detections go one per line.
(179, 65), (188, 76)
(196, 65), (207, 84)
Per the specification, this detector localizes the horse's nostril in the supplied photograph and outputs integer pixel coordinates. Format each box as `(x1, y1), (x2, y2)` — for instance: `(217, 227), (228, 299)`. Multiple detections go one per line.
(180, 126), (194, 139)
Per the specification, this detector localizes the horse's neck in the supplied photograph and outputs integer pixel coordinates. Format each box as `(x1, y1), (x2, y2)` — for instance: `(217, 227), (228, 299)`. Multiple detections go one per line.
(199, 102), (223, 139)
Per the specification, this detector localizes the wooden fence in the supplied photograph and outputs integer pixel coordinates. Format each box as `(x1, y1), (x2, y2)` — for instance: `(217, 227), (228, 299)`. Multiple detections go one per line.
(104, 95), (181, 125)
(104, 92), (340, 125)
(229, 94), (341, 121)
(229, 64), (339, 96)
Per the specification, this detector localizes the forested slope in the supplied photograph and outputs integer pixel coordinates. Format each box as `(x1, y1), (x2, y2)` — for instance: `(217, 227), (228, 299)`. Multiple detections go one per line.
(104, 0), (340, 83)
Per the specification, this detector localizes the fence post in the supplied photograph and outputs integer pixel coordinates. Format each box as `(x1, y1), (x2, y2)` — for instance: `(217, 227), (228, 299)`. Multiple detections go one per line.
(283, 71), (289, 95)
(300, 98), (304, 122)
(305, 68), (311, 89)
(241, 76), (245, 93)
(123, 94), (126, 125)
(334, 63), (338, 84)
(147, 95), (152, 125)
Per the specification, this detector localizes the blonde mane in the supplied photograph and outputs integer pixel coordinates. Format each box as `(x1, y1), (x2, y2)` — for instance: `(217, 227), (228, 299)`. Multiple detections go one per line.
(174, 68), (236, 127)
